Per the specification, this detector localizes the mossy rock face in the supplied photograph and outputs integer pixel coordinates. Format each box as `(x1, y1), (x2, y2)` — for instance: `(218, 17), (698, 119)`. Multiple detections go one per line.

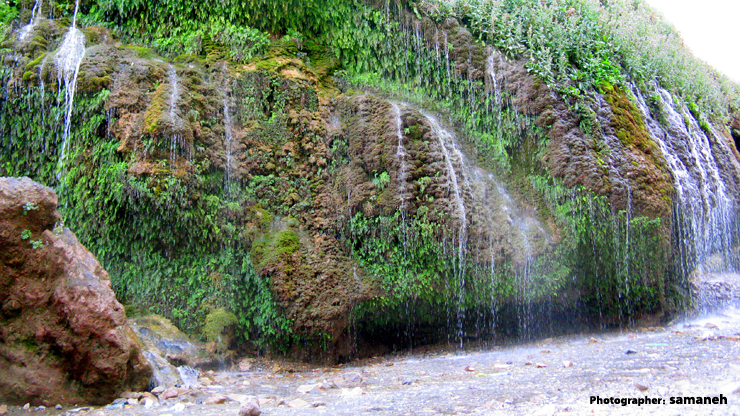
(202, 308), (238, 352)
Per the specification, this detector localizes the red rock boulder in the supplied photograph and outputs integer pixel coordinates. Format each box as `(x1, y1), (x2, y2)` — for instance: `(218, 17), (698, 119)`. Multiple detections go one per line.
(0, 177), (152, 406)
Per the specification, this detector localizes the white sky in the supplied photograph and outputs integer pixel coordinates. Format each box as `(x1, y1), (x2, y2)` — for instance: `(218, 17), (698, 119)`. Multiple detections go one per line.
(643, 0), (740, 83)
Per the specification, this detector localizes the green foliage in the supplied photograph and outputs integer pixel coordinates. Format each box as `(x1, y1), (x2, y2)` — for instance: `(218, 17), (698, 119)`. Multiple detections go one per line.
(202, 307), (238, 343)
(21, 229), (32, 240)
(0, 75), (291, 349)
(22, 202), (39, 214)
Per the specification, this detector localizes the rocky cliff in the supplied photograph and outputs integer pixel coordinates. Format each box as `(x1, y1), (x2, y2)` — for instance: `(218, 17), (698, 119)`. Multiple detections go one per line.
(0, 177), (151, 405)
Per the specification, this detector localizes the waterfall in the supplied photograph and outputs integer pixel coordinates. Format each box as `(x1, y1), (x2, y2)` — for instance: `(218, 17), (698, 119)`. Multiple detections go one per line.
(54, 0), (85, 179)
(168, 64), (182, 164)
(632, 84), (740, 294)
(390, 103), (410, 209)
(18, 0), (43, 41)
(223, 81), (234, 191)
(422, 112), (468, 346)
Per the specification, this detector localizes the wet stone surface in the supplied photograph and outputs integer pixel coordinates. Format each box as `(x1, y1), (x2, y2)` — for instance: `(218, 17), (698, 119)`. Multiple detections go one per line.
(2, 306), (740, 416)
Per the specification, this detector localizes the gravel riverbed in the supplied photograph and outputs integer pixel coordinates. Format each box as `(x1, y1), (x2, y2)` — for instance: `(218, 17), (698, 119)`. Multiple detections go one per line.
(3, 306), (740, 416)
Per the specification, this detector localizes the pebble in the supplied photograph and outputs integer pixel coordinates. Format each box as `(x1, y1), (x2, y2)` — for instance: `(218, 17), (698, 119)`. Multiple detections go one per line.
(635, 383), (649, 391)
(331, 372), (363, 388)
(535, 363), (547, 368)
(402, 378), (416, 385)
(55, 405), (63, 410)
(171, 403), (186, 412)
(204, 394), (229, 405)
(22, 404), (30, 411)
(562, 361), (573, 368)
(464, 366), (476, 372)
(288, 398), (310, 408)
(238, 403), (261, 416)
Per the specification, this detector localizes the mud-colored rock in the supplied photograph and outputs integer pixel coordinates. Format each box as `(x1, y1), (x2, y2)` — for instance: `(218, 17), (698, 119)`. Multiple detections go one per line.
(0, 177), (152, 406)
(238, 403), (261, 416)
(331, 372), (363, 388)
(204, 394), (229, 405)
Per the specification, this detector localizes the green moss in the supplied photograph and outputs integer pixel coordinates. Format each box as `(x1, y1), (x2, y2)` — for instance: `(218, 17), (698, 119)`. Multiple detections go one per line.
(274, 230), (299, 256)
(202, 307), (238, 343)
(126, 44), (157, 59)
(25, 52), (46, 71)
(144, 83), (168, 133)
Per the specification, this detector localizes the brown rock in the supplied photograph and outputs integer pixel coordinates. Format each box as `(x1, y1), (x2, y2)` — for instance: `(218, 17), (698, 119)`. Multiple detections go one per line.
(238, 359), (253, 372)
(331, 372), (363, 388)
(635, 383), (649, 391)
(160, 387), (187, 400)
(288, 398), (310, 408)
(238, 403), (261, 416)
(0, 177), (152, 406)
(204, 394), (229, 405)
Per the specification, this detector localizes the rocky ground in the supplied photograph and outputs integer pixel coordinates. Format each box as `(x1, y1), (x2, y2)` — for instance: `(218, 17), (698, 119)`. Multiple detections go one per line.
(2, 304), (740, 416)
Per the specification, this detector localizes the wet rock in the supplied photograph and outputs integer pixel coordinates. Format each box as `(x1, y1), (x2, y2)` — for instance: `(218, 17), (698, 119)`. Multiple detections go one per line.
(105, 398), (127, 410)
(130, 315), (205, 369)
(238, 359), (253, 372)
(331, 372), (363, 388)
(160, 386), (188, 400)
(0, 177), (152, 406)
(626, 350), (638, 354)
(204, 394), (229, 405)
(288, 398), (310, 408)
(142, 350), (182, 390)
(140, 393), (159, 408)
(297, 384), (321, 394)
(238, 403), (261, 416)
(177, 366), (200, 389)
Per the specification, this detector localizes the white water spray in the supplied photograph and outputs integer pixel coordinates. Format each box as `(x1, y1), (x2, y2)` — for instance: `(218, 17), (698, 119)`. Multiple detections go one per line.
(19, 0), (43, 41)
(55, 0), (85, 179)
(391, 103), (410, 209)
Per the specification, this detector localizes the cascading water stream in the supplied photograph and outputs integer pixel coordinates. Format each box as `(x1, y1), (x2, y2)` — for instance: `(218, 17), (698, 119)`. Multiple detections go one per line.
(422, 112), (469, 347)
(168, 64), (183, 165)
(19, 0), (43, 41)
(54, 0), (85, 180)
(633, 84), (738, 277)
(390, 103), (410, 209)
(223, 78), (234, 192)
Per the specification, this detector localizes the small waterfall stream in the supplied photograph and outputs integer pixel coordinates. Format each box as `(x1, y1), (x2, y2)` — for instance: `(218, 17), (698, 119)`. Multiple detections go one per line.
(390, 102), (410, 209)
(223, 89), (234, 191)
(18, 0), (44, 41)
(167, 64), (184, 165)
(54, 0), (85, 179)
(633, 85), (739, 276)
